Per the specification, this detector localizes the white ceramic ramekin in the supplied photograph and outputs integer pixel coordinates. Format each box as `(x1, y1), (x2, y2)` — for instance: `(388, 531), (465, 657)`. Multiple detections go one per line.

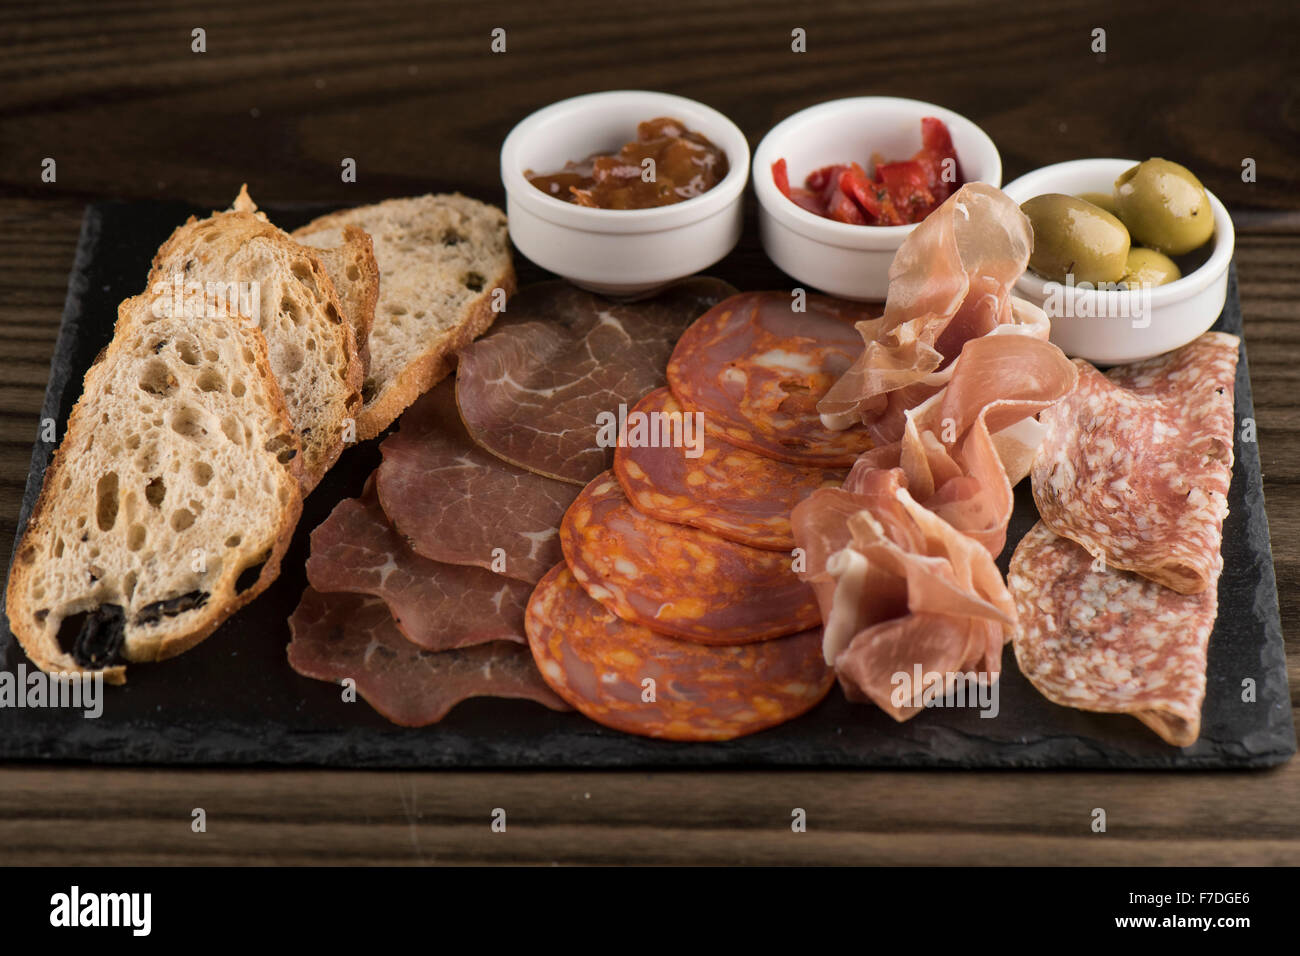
(500, 90), (750, 296)
(752, 97), (1002, 301)
(1002, 158), (1234, 364)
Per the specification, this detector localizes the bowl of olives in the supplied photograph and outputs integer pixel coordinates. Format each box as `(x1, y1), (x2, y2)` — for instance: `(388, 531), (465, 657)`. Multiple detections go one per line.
(1002, 158), (1233, 364)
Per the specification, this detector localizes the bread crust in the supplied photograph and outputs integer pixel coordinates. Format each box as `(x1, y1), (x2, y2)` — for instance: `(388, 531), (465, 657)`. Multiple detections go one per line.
(5, 297), (304, 683)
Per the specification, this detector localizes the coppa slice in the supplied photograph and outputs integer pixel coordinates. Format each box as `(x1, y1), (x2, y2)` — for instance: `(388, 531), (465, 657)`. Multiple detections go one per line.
(526, 563), (833, 741)
(561, 471), (819, 643)
(288, 588), (569, 727)
(1010, 522), (1217, 747)
(456, 278), (735, 484)
(666, 291), (879, 466)
(614, 387), (844, 550)
(1031, 333), (1238, 594)
(376, 379), (578, 584)
(306, 484), (532, 650)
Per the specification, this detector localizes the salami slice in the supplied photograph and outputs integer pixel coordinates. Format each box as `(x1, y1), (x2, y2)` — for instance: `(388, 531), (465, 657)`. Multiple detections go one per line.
(666, 291), (879, 466)
(306, 485), (532, 651)
(376, 379), (578, 584)
(288, 588), (570, 727)
(614, 387), (844, 550)
(1031, 332), (1238, 594)
(1009, 522), (1216, 747)
(526, 563), (833, 741)
(561, 471), (818, 643)
(456, 278), (735, 484)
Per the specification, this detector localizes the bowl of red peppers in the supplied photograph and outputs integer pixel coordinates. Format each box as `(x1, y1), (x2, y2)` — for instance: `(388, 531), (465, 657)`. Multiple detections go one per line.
(753, 97), (1002, 300)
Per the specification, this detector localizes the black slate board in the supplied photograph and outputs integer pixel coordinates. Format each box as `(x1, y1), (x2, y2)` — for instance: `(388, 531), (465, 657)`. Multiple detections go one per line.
(0, 201), (1293, 769)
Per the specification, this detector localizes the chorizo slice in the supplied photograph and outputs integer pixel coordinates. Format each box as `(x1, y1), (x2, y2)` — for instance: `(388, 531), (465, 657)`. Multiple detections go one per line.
(526, 563), (833, 741)
(614, 387), (844, 550)
(666, 291), (879, 466)
(561, 471), (819, 643)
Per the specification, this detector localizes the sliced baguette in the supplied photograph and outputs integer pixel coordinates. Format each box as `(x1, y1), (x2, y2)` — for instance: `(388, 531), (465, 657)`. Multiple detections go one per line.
(232, 187), (380, 377)
(293, 194), (514, 439)
(5, 293), (304, 683)
(148, 198), (362, 493)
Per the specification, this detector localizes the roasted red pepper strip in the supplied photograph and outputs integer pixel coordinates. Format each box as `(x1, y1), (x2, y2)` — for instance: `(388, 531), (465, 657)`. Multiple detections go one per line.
(841, 163), (905, 226)
(771, 158), (792, 198)
(876, 160), (936, 222)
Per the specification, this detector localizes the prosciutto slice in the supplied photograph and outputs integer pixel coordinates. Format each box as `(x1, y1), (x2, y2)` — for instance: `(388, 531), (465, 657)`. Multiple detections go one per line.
(287, 588), (569, 727)
(455, 278), (735, 484)
(1031, 332), (1238, 594)
(817, 183), (1035, 442)
(845, 334), (1078, 555)
(306, 484), (532, 651)
(791, 469), (1017, 720)
(376, 379), (578, 584)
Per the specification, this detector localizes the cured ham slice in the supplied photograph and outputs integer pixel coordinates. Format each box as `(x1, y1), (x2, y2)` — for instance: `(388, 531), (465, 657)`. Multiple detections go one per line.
(1031, 332), (1238, 594)
(1009, 522), (1216, 747)
(845, 334), (1077, 555)
(526, 563), (833, 741)
(455, 278), (735, 484)
(790, 469), (1016, 720)
(376, 379), (578, 584)
(614, 387), (844, 550)
(287, 588), (569, 727)
(817, 183), (1036, 442)
(306, 485), (532, 651)
(666, 291), (879, 466)
(561, 471), (819, 644)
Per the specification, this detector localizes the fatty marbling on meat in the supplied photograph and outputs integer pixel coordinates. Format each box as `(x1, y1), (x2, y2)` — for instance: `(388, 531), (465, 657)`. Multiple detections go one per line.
(287, 588), (570, 727)
(666, 291), (879, 466)
(376, 379), (578, 584)
(455, 278), (735, 484)
(526, 563), (832, 741)
(306, 484), (532, 651)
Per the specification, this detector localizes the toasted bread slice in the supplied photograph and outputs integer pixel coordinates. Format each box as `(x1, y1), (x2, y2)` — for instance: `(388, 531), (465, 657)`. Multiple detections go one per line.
(148, 199), (362, 493)
(5, 293), (304, 683)
(233, 187), (380, 377)
(293, 194), (513, 439)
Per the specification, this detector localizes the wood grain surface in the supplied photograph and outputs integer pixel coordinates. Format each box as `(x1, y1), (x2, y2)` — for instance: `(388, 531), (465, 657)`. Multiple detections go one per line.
(1, 0), (1297, 866)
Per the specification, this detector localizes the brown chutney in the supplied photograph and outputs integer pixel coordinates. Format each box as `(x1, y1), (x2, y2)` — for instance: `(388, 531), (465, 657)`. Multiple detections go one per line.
(526, 117), (729, 209)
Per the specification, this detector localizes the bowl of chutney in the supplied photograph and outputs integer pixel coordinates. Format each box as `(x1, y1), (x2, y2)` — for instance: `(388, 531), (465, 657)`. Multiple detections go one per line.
(501, 90), (749, 296)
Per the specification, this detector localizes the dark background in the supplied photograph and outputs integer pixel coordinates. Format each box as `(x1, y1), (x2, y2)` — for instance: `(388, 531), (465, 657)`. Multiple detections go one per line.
(0, 0), (1297, 864)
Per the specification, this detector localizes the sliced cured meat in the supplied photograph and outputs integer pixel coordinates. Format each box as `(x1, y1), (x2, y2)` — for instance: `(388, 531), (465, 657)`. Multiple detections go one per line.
(526, 563), (833, 741)
(306, 485), (532, 650)
(614, 387), (844, 550)
(791, 469), (1016, 721)
(561, 471), (819, 643)
(287, 588), (569, 727)
(665, 291), (879, 466)
(376, 379), (578, 584)
(817, 183), (1035, 442)
(1009, 522), (1216, 747)
(1031, 332), (1238, 594)
(456, 278), (735, 484)
(845, 334), (1077, 555)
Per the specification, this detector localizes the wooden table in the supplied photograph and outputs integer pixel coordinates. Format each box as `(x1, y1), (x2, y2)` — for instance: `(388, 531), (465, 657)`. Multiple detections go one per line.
(1, 0), (1296, 865)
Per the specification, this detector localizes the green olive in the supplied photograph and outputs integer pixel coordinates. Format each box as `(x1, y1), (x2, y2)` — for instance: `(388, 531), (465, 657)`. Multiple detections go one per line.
(1114, 158), (1214, 256)
(1022, 193), (1131, 284)
(1077, 191), (1121, 218)
(1121, 248), (1181, 288)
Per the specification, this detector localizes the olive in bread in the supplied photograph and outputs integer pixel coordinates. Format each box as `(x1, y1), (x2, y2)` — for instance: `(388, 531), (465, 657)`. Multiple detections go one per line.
(4, 293), (304, 683)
